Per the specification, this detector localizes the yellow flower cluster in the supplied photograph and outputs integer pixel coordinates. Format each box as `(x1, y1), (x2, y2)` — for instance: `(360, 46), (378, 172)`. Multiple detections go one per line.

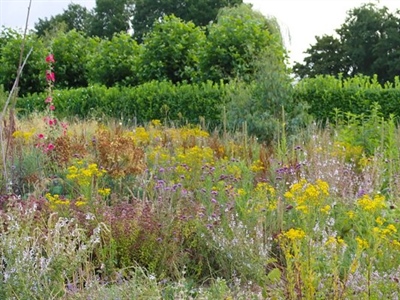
(325, 236), (346, 247)
(357, 194), (386, 212)
(284, 179), (330, 213)
(66, 161), (106, 186)
(281, 228), (306, 241)
(176, 146), (214, 169)
(125, 127), (151, 145)
(12, 130), (35, 143)
(46, 193), (70, 208)
(98, 188), (111, 197)
(356, 237), (369, 249)
(250, 159), (265, 172)
(373, 224), (397, 238)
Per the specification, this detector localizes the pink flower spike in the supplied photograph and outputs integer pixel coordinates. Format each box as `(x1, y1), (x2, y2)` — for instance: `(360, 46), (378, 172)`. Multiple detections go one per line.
(38, 133), (45, 139)
(49, 105), (55, 111)
(46, 71), (55, 82)
(45, 97), (53, 103)
(45, 54), (55, 63)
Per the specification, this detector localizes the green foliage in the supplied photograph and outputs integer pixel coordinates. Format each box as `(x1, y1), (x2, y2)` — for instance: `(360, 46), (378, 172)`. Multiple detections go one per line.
(294, 3), (400, 83)
(90, 0), (134, 39)
(34, 3), (92, 37)
(87, 32), (139, 87)
(293, 74), (400, 122)
(201, 4), (284, 83)
(18, 81), (226, 124)
(224, 47), (310, 143)
(293, 35), (350, 79)
(138, 15), (205, 84)
(52, 30), (99, 88)
(131, 0), (243, 42)
(0, 31), (47, 96)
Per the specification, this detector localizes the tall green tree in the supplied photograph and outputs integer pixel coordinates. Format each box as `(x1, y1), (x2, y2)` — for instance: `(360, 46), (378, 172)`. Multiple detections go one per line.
(137, 15), (206, 83)
(0, 32), (47, 96)
(52, 30), (99, 88)
(293, 35), (350, 79)
(293, 3), (400, 83)
(131, 0), (243, 42)
(200, 4), (285, 83)
(87, 32), (140, 87)
(34, 4), (92, 36)
(90, 0), (134, 39)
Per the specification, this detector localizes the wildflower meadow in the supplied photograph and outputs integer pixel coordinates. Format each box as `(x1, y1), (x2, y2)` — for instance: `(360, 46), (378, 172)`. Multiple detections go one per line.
(1, 52), (400, 299)
(2, 2), (400, 298)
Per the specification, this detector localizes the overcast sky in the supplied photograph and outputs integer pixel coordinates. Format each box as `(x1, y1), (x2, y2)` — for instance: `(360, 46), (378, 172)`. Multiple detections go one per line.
(0, 0), (399, 65)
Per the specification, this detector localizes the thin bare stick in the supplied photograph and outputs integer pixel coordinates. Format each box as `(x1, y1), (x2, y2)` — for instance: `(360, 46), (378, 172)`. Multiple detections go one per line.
(1, 47), (33, 119)
(0, 0), (33, 192)
(0, 47), (33, 191)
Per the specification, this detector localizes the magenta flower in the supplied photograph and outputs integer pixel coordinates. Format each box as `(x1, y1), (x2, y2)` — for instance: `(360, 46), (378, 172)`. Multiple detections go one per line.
(45, 97), (53, 103)
(49, 105), (55, 111)
(46, 71), (55, 82)
(38, 133), (45, 139)
(48, 119), (57, 126)
(45, 54), (55, 63)
(46, 143), (55, 152)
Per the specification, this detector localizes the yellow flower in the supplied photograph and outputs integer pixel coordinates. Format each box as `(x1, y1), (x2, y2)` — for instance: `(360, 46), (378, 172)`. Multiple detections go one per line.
(250, 160), (265, 172)
(347, 210), (355, 219)
(325, 236), (346, 247)
(98, 188), (111, 197)
(296, 205), (309, 214)
(320, 205), (331, 214)
(356, 237), (369, 249)
(237, 188), (246, 196)
(375, 216), (385, 226)
(282, 228), (306, 241)
(392, 240), (400, 249)
(151, 119), (162, 127)
(357, 194), (386, 212)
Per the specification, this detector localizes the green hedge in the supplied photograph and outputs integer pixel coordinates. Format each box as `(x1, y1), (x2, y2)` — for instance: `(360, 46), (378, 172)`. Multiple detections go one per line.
(293, 74), (400, 122)
(17, 80), (227, 125)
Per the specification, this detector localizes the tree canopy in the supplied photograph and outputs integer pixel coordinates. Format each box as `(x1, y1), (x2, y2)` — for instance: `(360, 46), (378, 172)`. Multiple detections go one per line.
(34, 3), (92, 36)
(131, 0), (243, 42)
(293, 3), (400, 84)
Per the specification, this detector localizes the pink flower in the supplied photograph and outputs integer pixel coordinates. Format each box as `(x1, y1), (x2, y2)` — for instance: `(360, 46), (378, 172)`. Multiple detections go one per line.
(48, 118), (57, 126)
(45, 54), (55, 63)
(46, 143), (55, 152)
(45, 97), (53, 103)
(38, 133), (45, 139)
(49, 105), (55, 111)
(46, 71), (55, 82)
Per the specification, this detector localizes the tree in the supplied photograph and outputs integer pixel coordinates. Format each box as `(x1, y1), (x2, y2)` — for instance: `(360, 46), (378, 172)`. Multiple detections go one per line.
(34, 4), (92, 36)
(200, 4), (285, 83)
(293, 35), (350, 79)
(52, 30), (99, 88)
(0, 32), (47, 96)
(293, 3), (400, 83)
(137, 15), (206, 84)
(87, 32), (140, 87)
(131, 0), (243, 42)
(90, 0), (134, 39)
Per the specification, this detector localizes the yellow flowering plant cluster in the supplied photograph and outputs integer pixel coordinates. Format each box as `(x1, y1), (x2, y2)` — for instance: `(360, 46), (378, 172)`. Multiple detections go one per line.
(66, 160), (110, 202)
(66, 161), (106, 187)
(284, 178), (330, 214)
(12, 130), (36, 144)
(357, 193), (386, 212)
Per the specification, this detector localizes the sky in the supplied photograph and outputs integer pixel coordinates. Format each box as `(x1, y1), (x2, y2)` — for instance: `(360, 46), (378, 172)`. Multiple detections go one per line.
(0, 0), (399, 65)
